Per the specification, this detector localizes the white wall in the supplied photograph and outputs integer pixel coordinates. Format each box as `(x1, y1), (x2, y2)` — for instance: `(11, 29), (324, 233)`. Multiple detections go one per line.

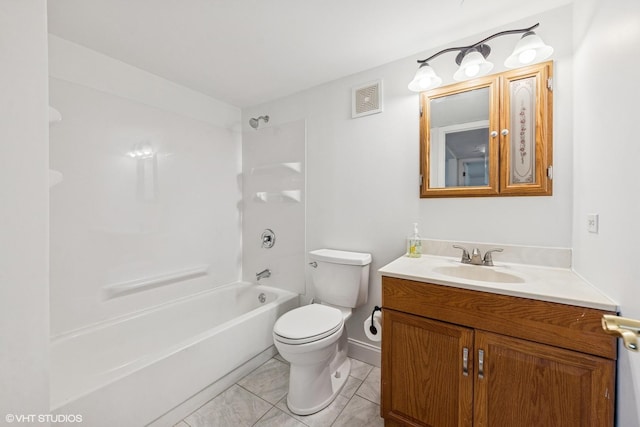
(572, 1), (640, 425)
(48, 36), (242, 335)
(243, 6), (574, 346)
(0, 0), (50, 420)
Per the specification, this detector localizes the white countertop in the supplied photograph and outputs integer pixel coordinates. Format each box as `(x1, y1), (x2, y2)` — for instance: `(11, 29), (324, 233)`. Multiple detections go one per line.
(379, 254), (618, 312)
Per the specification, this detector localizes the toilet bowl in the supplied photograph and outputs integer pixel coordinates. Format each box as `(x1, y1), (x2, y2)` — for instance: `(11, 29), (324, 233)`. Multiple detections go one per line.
(272, 249), (371, 415)
(273, 303), (350, 415)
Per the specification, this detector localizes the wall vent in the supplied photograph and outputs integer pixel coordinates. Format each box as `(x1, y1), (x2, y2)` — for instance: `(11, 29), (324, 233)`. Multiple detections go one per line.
(352, 79), (383, 118)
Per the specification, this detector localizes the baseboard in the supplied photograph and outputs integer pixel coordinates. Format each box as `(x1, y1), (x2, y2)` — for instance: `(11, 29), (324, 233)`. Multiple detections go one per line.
(148, 346), (277, 427)
(347, 338), (381, 368)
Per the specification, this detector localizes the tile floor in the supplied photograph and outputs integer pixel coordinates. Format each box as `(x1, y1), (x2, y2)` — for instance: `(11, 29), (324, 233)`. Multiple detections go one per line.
(174, 354), (383, 427)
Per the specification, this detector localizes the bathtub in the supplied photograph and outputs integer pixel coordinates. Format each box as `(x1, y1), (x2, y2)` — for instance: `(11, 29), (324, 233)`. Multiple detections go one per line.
(50, 282), (298, 426)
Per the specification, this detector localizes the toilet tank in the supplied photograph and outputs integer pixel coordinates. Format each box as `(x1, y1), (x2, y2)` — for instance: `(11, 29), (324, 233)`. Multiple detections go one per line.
(308, 249), (372, 308)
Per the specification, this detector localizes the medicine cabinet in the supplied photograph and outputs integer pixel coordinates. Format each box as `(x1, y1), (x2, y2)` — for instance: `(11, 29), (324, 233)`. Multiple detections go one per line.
(420, 61), (553, 198)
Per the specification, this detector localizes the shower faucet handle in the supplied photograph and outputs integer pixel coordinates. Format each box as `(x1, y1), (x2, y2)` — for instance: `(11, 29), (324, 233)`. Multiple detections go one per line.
(261, 229), (275, 249)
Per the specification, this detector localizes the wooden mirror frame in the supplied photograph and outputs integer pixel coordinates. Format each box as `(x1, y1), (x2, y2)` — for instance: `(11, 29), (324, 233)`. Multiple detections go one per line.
(419, 61), (553, 198)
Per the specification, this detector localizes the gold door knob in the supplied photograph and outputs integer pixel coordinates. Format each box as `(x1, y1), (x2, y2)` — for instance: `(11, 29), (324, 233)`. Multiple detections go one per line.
(602, 314), (640, 352)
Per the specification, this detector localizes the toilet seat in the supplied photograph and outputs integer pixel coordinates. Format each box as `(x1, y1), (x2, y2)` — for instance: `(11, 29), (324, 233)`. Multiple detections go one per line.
(273, 304), (343, 345)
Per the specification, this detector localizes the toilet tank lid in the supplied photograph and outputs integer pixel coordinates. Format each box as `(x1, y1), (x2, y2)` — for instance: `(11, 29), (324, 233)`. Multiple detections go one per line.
(309, 249), (372, 266)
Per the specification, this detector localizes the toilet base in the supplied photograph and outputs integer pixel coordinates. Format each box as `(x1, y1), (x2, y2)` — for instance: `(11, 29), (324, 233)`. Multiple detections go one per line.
(286, 356), (351, 416)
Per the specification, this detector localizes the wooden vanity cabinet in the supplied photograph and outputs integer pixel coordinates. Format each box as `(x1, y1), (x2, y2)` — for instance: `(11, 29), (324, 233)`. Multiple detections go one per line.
(381, 276), (617, 427)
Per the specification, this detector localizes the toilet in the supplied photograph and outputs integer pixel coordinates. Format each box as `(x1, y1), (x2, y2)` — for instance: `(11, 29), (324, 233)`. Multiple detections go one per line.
(273, 248), (372, 415)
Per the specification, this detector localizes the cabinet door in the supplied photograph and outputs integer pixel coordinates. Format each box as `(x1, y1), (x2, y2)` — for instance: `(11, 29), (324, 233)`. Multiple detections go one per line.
(499, 61), (553, 195)
(474, 331), (615, 427)
(420, 76), (501, 198)
(382, 309), (474, 427)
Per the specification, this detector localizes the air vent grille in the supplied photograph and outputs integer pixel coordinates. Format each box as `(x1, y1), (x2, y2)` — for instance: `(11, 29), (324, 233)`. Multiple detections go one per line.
(352, 80), (383, 118)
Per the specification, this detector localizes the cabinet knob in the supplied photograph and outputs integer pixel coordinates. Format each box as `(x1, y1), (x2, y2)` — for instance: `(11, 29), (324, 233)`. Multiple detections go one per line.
(501, 129), (509, 136)
(490, 131), (498, 138)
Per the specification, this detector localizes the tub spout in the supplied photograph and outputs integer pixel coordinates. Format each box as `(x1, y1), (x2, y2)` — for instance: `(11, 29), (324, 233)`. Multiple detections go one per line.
(256, 269), (271, 281)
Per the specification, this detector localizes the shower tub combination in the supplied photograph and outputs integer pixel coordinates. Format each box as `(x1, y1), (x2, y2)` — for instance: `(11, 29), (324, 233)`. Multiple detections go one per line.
(50, 282), (298, 427)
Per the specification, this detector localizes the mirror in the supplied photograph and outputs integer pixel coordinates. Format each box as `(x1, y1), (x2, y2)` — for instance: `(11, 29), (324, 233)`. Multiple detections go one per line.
(420, 62), (553, 198)
(421, 76), (500, 197)
(429, 87), (490, 188)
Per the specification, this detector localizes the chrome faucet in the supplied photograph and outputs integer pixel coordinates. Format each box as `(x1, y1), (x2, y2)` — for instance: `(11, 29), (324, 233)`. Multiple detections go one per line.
(453, 245), (503, 266)
(256, 268), (271, 281)
(470, 248), (483, 265)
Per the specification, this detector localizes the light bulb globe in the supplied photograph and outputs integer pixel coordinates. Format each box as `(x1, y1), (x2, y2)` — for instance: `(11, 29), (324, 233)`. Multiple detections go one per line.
(518, 49), (537, 64)
(465, 64), (480, 77)
(408, 63), (442, 92)
(505, 31), (554, 68)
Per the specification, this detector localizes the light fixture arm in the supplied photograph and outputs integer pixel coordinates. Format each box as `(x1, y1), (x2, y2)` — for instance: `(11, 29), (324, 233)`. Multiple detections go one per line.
(417, 23), (540, 65)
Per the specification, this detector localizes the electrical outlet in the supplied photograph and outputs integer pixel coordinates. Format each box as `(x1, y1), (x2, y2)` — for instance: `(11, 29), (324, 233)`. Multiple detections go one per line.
(587, 214), (599, 233)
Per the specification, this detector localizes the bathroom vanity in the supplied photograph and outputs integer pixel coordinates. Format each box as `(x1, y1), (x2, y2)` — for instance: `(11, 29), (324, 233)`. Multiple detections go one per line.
(379, 253), (617, 427)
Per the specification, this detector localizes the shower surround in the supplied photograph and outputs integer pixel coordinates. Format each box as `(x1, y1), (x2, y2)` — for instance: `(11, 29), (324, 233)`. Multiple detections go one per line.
(49, 35), (242, 335)
(48, 34), (308, 425)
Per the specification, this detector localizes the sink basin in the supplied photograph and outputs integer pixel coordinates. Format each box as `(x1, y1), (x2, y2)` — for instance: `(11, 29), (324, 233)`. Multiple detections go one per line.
(433, 265), (525, 284)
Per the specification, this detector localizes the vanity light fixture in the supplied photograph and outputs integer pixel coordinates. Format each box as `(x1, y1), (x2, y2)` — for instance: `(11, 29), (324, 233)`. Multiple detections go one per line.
(408, 23), (553, 92)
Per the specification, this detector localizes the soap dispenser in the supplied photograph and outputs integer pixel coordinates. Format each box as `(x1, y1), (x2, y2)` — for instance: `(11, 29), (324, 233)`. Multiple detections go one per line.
(408, 223), (422, 258)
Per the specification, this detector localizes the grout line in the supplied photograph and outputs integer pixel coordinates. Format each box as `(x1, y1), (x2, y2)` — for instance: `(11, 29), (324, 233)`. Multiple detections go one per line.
(356, 393), (381, 406)
(250, 403), (277, 427)
(328, 396), (351, 427)
(180, 357), (380, 426)
(355, 366), (381, 406)
(235, 382), (276, 407)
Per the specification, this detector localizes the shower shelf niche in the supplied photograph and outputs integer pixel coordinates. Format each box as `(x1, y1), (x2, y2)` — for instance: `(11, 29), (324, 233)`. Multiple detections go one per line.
(250, 162), (301, 176)
(254, 190), (301, 203)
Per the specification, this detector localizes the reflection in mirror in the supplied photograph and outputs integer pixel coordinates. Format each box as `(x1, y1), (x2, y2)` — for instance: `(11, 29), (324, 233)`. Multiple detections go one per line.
(428, 87), (490, 188)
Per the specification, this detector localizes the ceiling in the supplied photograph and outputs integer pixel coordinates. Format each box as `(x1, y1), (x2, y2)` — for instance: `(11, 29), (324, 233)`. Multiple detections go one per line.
(47, 0), (572, 108)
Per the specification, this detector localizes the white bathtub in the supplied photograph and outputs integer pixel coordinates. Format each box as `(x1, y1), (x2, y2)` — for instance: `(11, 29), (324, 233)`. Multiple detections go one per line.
(50, 282), (298, 426)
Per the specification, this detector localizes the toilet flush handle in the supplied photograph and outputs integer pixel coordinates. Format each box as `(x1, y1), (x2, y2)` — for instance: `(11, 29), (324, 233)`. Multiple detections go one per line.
(309, 262), (318, 268)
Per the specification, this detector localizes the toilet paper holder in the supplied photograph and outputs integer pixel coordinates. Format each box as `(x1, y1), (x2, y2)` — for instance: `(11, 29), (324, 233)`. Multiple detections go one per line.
(369, 306), (382, 335)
